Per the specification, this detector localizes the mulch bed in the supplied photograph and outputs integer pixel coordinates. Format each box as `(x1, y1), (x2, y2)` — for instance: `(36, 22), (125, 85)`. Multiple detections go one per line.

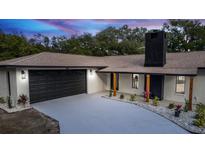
(0, 108), (60, 134)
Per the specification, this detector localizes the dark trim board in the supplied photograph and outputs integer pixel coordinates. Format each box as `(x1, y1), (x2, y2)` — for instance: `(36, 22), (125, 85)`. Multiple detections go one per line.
(29, 69), (87, 103)
(0, 65), (107, 69)
(97, 71), (197, 76)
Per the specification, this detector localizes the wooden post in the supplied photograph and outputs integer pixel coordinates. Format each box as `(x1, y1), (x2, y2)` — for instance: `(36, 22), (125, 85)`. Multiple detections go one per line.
(146, 74), (150, 102)
(189, 76), (194, 111)
(113, 73), (117, 96)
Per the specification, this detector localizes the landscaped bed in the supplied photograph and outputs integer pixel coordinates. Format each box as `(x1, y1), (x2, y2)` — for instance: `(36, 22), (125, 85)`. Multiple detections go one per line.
(103, 92), (205, 134)
(0, 108), (60, 134)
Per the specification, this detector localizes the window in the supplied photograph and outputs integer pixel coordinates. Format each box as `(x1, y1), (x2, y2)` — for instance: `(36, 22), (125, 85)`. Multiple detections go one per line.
(132, 74), (139, 89)
(176, 76), (185, 94)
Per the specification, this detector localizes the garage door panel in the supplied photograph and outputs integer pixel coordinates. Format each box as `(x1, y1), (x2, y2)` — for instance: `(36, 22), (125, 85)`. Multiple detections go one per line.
(29, 70), (87, 103)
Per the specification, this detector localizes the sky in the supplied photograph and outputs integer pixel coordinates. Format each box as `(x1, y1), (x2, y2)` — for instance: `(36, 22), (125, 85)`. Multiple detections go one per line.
(0, 19), (205, 38)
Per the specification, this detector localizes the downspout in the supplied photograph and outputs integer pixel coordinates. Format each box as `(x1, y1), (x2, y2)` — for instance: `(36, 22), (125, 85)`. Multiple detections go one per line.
(7, 71), (12, 108)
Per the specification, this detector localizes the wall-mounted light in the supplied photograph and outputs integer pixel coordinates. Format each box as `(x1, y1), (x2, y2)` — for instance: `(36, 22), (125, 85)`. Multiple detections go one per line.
(21, 70), (26, 79)
(90, 69), (93, 75)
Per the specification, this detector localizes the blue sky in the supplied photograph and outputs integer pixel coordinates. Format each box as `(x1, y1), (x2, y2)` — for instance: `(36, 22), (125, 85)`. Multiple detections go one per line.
(0, 19), (204, 38)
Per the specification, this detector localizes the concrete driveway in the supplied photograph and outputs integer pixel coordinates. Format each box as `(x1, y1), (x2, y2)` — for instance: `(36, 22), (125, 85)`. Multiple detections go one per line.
(33, 93), (189, 134)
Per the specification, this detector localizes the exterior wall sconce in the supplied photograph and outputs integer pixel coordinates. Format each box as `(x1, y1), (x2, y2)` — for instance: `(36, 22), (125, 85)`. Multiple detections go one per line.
(21, 70), (26, 79)
(90, 69), (93, 75)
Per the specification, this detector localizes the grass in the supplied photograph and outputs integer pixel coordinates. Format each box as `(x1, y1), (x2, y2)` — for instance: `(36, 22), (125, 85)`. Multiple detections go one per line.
(0, 108), (59, 134)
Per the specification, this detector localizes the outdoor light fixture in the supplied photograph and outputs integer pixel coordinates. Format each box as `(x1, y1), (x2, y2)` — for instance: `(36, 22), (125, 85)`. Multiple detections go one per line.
(90, 69), (93, 75)
(21, 70), (26, 79)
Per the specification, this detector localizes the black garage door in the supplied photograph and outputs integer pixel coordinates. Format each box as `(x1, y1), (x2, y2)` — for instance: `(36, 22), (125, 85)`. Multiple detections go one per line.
(29, 70), (87, 103)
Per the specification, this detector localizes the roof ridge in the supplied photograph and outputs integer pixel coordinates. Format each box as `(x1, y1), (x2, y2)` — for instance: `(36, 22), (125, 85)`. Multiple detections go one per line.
(10, 52), (45, 65)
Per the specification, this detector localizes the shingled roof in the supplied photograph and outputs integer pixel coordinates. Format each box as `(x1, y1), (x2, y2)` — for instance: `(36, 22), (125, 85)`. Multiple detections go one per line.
(0, 52), (106, 68)
(0, 51), (205, 75)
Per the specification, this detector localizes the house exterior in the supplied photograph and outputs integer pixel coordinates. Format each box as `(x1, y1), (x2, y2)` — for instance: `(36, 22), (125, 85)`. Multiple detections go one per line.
(0, 31), (205, 111)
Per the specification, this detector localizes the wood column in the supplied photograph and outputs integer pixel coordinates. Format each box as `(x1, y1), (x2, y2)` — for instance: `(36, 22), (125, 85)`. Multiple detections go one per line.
(113, 73), (117, 96)
(189, 76), (194, 111)
(146, 74), (150, 102)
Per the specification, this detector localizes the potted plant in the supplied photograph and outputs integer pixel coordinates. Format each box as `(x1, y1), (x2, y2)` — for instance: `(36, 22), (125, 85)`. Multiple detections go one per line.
(18, 94), (28, 107)
(120, 94), (124, 99)
(175, 104), (182, 117)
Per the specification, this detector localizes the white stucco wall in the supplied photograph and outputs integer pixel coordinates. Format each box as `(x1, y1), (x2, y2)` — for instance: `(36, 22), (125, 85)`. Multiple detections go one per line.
(86, 69), (106, 94)
(16, 68), (30, 101)
(0, 70), (9, 97)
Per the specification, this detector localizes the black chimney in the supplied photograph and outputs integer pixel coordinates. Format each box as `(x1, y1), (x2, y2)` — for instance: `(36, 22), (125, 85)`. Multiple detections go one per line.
(144, 31), (167, 67)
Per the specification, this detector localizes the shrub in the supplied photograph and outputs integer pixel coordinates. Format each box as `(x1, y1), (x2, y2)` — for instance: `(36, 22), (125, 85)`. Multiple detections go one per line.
(18, 94), (28, 106)
(0, 97), (6, 104)
(6, 96), (13, 108)
(109, 90), (113, 97)
(183, 99), (190, 112)
(129, 94), (137, 101)
(144, 91), (150, 102)
(193, 119), (205, 128)
(120, 94), (124, 99)
(168, 103), (175, 109)
(153, 96), (159, 106)
(193, 103), (205, 127)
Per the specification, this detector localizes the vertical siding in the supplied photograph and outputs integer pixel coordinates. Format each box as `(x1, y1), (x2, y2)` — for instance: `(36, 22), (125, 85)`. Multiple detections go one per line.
(0, 70), (9, 97)
(164, 75), (189, 103)
(118, 74), (144, 95)
(193, 69), (205, 104)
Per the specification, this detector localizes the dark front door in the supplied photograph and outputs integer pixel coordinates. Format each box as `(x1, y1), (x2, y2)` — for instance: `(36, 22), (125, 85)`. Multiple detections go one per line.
(145, 74), (164, 100)
(110, 73), (119, 90)
(29, 70), (87, 103)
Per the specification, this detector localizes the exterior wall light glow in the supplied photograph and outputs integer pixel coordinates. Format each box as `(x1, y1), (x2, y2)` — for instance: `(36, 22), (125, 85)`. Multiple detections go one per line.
(90, 69), (93, 75)
(21, 70), (26, 79)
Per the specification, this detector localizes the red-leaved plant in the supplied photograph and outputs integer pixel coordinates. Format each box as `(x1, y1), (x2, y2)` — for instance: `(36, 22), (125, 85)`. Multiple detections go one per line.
(18, 94), (28, 106)
(175, 104), (182, 112)
(175, 104), (182, 117)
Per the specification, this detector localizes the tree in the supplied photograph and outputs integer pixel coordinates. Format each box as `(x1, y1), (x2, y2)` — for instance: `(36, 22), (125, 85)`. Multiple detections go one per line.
(163, 19), (205, 52)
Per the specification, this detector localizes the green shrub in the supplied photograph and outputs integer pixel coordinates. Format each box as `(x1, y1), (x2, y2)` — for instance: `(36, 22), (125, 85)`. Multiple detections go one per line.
(0, 97), (6, 104)
(168, 103), (175, 109)
(153, 96), (159, 106)
(183, 99), (190, 112)
(129, 94), (137, 101)
(193, 119), (205, 128)
(109, 90), (113, 97)
(120, 94), (124, 99)
(6, 96), (13, 108)
(193, 103), (205, 127)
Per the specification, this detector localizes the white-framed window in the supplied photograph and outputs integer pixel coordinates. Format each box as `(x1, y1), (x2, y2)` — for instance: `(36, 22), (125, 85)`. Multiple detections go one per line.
(176, 76), (185, 94)
(132, 74), (139, 89)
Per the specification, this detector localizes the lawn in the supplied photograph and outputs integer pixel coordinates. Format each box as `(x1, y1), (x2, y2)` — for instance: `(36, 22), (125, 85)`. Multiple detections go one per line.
(0, 108), (60, 134)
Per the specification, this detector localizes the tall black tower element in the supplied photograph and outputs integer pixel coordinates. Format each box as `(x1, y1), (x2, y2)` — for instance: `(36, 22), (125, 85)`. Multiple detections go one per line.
(144, 31), (167, 67)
